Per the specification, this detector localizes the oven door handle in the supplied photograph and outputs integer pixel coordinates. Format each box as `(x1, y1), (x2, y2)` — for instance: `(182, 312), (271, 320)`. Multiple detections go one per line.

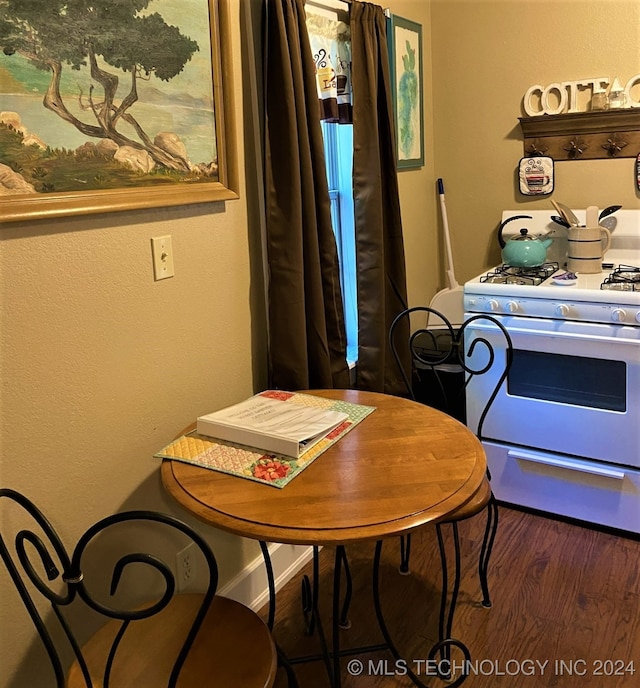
(468, 322), (639, 346)
(508, 449), (626, 480)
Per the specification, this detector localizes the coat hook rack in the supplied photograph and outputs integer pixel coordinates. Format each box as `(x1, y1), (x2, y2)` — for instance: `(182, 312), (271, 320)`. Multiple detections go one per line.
(519, 109), (640, 161)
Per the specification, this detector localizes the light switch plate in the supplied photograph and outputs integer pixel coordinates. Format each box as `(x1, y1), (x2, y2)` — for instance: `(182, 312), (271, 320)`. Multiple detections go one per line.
(151, 235), (174, 280)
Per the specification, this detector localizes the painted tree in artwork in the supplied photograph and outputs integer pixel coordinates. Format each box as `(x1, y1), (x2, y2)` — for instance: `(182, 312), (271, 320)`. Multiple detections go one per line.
(0, 0), (199, 171)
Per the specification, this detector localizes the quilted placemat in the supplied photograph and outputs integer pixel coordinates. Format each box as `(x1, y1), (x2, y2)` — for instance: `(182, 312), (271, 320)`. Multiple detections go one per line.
(155, 391), (376, 488)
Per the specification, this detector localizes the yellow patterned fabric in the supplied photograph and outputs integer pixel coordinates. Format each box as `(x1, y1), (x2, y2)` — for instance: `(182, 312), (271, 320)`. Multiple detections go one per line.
(155, 392), (375, 488)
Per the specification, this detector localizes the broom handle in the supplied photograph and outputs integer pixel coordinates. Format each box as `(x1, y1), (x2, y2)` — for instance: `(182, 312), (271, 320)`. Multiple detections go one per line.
(437, 178), (460, 289)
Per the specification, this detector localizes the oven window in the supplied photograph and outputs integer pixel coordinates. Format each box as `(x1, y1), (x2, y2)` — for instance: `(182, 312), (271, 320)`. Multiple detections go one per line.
(508, 350), (626, 411)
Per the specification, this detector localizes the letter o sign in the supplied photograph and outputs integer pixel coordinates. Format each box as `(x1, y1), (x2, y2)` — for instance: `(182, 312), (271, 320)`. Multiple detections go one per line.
(523, 85), (543, 116)
(541, 83), (567, 115)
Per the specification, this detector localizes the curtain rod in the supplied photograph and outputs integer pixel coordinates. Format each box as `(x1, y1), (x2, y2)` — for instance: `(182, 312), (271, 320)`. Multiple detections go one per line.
(305, 0), (350, 9)
(305, 0), (392, 13)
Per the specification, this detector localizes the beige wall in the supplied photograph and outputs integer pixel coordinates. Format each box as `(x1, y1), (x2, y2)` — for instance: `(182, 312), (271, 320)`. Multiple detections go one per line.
(393, 1), (440, 307)
(1, 0), (639, 685)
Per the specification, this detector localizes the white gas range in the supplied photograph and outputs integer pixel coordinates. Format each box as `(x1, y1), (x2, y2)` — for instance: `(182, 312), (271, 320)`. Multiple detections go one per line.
(463, 208), (640, 536)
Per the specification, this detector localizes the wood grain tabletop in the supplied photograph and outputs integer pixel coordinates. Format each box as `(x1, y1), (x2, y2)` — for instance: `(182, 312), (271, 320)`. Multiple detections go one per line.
(161, 389), (487, 545)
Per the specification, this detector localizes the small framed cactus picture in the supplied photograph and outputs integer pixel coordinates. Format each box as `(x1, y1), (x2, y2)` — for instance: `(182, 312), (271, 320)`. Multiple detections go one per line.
(387, 14), (424, 169)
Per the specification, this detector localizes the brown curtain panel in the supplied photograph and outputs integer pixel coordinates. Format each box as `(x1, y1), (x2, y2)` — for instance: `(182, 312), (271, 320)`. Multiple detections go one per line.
(264, 0), (351, 391)
(350, 1), (410, 394)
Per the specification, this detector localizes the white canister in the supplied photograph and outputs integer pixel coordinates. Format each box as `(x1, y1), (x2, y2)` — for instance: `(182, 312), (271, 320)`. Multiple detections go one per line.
(567, 225), (612, 273)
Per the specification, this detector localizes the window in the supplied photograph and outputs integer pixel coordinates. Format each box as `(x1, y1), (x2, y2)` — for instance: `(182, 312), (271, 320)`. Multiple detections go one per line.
(320, 120), (357, 364)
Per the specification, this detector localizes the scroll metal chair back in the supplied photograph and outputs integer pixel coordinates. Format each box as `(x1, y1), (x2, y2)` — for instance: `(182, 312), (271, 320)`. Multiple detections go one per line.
(390, 306), (513, 440)
(458, 312), (514, 446)
(391, 307), (460, 409)
(388, 307), (513, 680)
(0, 488), (278, 688)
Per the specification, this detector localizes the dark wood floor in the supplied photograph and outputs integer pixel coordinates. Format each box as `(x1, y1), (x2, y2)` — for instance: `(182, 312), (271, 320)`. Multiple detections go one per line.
(261, 506), (640, 687)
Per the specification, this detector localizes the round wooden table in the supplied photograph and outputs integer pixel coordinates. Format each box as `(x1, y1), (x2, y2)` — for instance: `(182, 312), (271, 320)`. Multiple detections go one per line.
(161, 390), (486, 688)
(161, 389), (487, 546)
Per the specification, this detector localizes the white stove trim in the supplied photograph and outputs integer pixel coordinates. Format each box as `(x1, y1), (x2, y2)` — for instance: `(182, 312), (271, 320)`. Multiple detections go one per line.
(464, 293), (640, 326)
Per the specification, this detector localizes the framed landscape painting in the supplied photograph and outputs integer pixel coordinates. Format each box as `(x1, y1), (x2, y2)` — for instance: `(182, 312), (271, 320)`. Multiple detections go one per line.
(0, 0), (237, 224)
(387, 13), (424, 170)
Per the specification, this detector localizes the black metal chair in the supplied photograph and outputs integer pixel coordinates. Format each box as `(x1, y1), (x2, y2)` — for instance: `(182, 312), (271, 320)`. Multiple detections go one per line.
(0, 488), (278, 688)
(389, 306), (513, 658)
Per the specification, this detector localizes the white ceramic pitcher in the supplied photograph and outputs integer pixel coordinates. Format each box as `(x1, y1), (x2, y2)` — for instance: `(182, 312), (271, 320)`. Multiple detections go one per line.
(566, 206), (612, 274)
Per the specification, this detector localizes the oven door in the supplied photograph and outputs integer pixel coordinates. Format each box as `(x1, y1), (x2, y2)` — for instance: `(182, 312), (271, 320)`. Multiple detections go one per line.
(464, 315), (640, 468)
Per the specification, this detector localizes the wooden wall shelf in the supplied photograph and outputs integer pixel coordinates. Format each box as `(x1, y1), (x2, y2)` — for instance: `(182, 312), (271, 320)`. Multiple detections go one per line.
(519, 109), (640, 160)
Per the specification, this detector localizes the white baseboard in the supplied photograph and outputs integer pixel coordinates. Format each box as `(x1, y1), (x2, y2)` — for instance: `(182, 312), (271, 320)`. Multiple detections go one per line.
(217, 543), (314, 611)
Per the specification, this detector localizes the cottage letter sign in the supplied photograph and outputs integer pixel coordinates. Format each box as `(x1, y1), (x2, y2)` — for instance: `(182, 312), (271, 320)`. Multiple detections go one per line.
(523, 74), (640, 116)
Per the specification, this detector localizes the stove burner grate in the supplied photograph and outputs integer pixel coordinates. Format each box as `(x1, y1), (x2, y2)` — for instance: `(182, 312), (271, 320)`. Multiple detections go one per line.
(481, 262), (559, 286)
(601, 265), (640, 291)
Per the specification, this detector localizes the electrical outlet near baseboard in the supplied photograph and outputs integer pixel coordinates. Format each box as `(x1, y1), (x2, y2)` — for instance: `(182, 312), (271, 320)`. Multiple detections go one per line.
(176, 543), (197, 592)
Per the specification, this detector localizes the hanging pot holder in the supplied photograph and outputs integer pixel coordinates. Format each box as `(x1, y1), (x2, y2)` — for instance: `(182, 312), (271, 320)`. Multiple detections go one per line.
(518, 156), (554, 196)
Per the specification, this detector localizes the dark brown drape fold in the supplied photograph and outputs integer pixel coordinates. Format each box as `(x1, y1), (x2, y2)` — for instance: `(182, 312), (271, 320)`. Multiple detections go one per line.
(350, 2), (410, 395)
(264, 0), (351, 391)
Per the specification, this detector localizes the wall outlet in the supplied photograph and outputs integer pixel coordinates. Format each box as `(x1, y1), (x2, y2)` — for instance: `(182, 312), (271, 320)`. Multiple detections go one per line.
(176, 543), (197, 592)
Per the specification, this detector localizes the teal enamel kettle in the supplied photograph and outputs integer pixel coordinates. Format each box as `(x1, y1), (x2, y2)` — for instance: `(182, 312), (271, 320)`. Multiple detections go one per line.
(498, 216), (553, 268)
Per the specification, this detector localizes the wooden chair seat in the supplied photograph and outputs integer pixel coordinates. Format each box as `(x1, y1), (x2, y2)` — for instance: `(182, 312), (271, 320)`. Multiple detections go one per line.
(1, 490), (280, 688)
(442, 475), (492, 523)
(67, 594), (277, 688)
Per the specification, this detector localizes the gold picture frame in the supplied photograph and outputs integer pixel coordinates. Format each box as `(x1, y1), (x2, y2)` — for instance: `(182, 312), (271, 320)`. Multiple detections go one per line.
(0, 0), (238, 224)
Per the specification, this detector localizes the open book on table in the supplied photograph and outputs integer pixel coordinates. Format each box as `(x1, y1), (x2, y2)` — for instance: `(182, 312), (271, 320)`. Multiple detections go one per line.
(196, 391), (349, 459)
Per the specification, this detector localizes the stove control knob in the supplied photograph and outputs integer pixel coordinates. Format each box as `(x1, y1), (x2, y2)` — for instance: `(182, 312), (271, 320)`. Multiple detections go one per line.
(487, 299), (500, 312)
(555, 304), (570, 317)
(506, 301), (519, 313)
(636, 312), (640, 324)
(611, 308), (626, 323)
